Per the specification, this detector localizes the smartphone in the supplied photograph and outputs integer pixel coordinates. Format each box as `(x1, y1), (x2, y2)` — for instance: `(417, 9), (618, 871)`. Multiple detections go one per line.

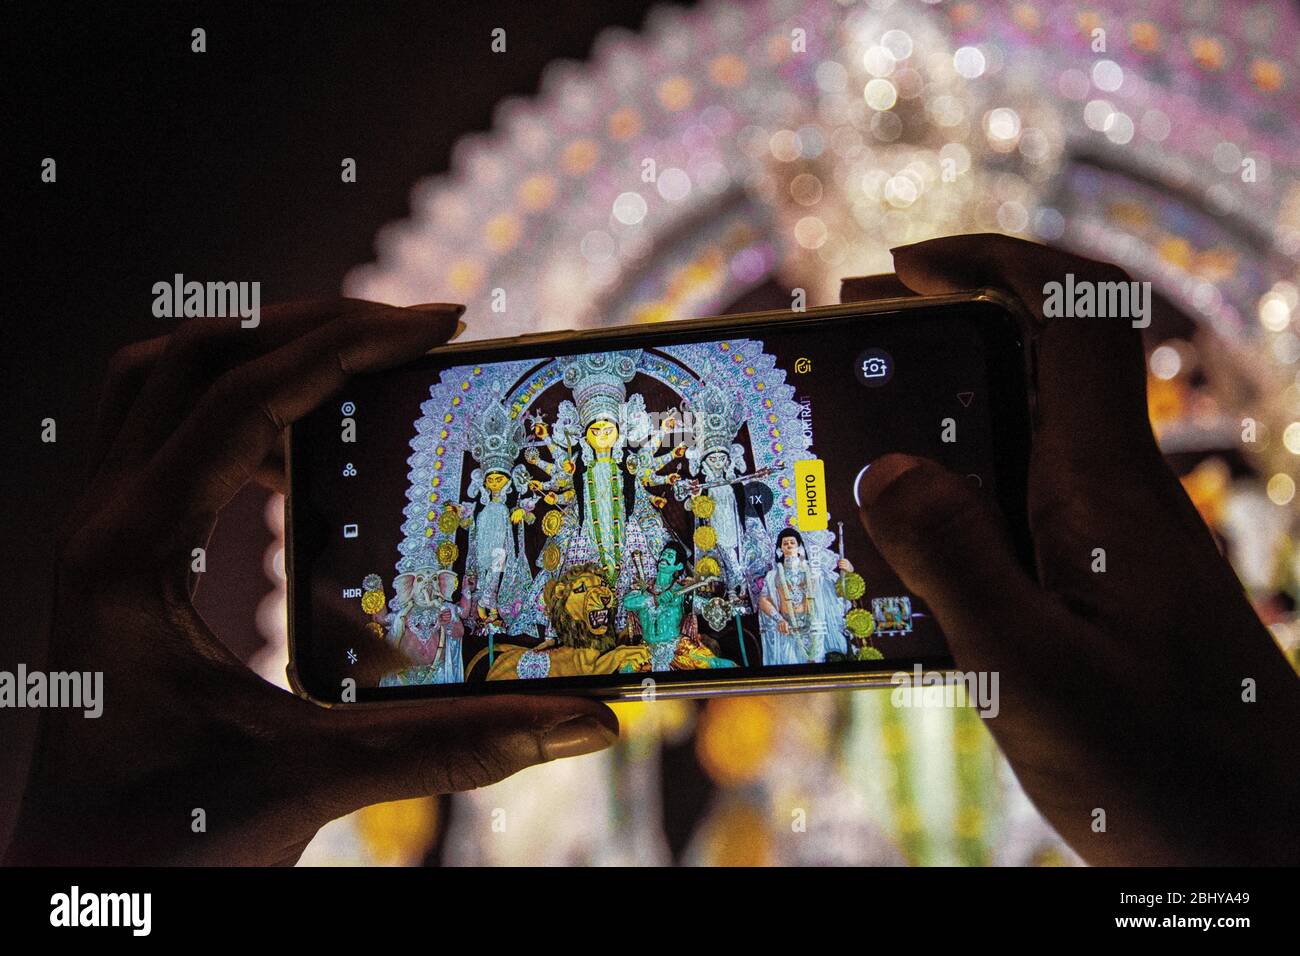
(286, 292), (1033, 704)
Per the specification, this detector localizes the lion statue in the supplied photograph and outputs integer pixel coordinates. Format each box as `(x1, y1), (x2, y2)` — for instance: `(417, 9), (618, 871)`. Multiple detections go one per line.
(475, 563), (649, 680)
(546, 563), (616, 652)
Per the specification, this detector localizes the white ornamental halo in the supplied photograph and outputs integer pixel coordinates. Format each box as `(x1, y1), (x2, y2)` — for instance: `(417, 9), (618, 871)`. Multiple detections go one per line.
(398, 340), (828, 573)
(353, 0), (1300, 522)
(346, 0), (1295, 345)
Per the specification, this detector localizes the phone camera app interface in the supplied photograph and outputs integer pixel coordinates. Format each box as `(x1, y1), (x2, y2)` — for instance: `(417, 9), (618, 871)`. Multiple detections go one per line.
(296, 312), (1005, 695)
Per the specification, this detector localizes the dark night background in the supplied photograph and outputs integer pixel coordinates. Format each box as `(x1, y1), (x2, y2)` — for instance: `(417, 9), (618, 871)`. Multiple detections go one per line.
(12, 0), (688, 649)
(7, 0), (688, 858)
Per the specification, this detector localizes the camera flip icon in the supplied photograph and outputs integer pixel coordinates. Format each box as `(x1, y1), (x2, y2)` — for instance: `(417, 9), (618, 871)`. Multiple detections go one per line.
(854, 348), (894, 387)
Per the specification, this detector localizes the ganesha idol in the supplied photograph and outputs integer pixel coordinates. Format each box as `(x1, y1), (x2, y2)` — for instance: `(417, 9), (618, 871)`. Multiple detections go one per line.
(372, 566), (467, 686)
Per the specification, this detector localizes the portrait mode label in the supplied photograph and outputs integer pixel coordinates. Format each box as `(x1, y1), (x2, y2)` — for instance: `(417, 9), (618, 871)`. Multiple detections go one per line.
(794, 458), (828, 532)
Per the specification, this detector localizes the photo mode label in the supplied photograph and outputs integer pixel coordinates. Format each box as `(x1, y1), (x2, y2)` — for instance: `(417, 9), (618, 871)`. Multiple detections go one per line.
(794, 458), (828, 531)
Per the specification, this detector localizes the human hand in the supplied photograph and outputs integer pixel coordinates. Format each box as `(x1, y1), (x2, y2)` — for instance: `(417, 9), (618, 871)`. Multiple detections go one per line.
(5, 299), (619, 866)
(848, 235), (1300, 866)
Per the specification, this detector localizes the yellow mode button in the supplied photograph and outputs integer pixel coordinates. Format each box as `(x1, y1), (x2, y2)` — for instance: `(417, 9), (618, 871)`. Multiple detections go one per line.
(794, 459), (828, 532)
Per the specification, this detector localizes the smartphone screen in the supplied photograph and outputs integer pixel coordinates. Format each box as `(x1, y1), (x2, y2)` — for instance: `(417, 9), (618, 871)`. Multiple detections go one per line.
(288, 300), (1030, 701)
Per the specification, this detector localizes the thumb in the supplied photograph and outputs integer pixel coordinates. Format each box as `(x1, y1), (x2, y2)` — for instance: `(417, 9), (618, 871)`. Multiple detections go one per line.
(856, 453), (1056, 671)
(301, 697), (619, 818)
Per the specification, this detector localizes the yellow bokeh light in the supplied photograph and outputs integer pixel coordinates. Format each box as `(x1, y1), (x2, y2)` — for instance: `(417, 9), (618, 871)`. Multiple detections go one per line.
(561, 139), (599, 175)
(696, 697), (775, 787)
(709, 54), (747, 88)
(1266, 473), (1296, 506)
(1279, 421), (1300, 455)
(484, 213), (521, 252)
(516, 174), (556, 211)
(607, 107), (642, 141)
(446, 259), (484, 295)
(656, 76), (694, 112)
(355, 798), (439, 866)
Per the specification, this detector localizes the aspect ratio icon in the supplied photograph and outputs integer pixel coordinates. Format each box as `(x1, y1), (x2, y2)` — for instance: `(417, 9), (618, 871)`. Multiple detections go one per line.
(854, 348), (894, 387)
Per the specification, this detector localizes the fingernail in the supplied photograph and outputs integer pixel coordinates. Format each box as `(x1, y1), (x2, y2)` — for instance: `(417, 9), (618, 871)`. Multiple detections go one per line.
(405, 302), (467, 316)
(540, 715), (618, 761)
(404, 304), (466, 341)
(856, 454), (924, 510)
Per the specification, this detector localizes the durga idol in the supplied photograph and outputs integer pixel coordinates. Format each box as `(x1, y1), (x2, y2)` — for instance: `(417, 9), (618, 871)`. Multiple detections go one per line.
(553, 351), (669, 608)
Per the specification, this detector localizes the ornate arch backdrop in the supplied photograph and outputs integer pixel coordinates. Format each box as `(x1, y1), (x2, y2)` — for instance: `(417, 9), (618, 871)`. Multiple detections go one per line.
(275, 0), (1299, 865)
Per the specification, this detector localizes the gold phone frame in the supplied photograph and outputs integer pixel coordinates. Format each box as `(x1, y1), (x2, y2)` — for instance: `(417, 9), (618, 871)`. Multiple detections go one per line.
(286, 290), (1032, 705)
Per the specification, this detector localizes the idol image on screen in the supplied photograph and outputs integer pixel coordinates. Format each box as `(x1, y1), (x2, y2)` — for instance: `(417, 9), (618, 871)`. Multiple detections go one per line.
(352, 341), (911, 685)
